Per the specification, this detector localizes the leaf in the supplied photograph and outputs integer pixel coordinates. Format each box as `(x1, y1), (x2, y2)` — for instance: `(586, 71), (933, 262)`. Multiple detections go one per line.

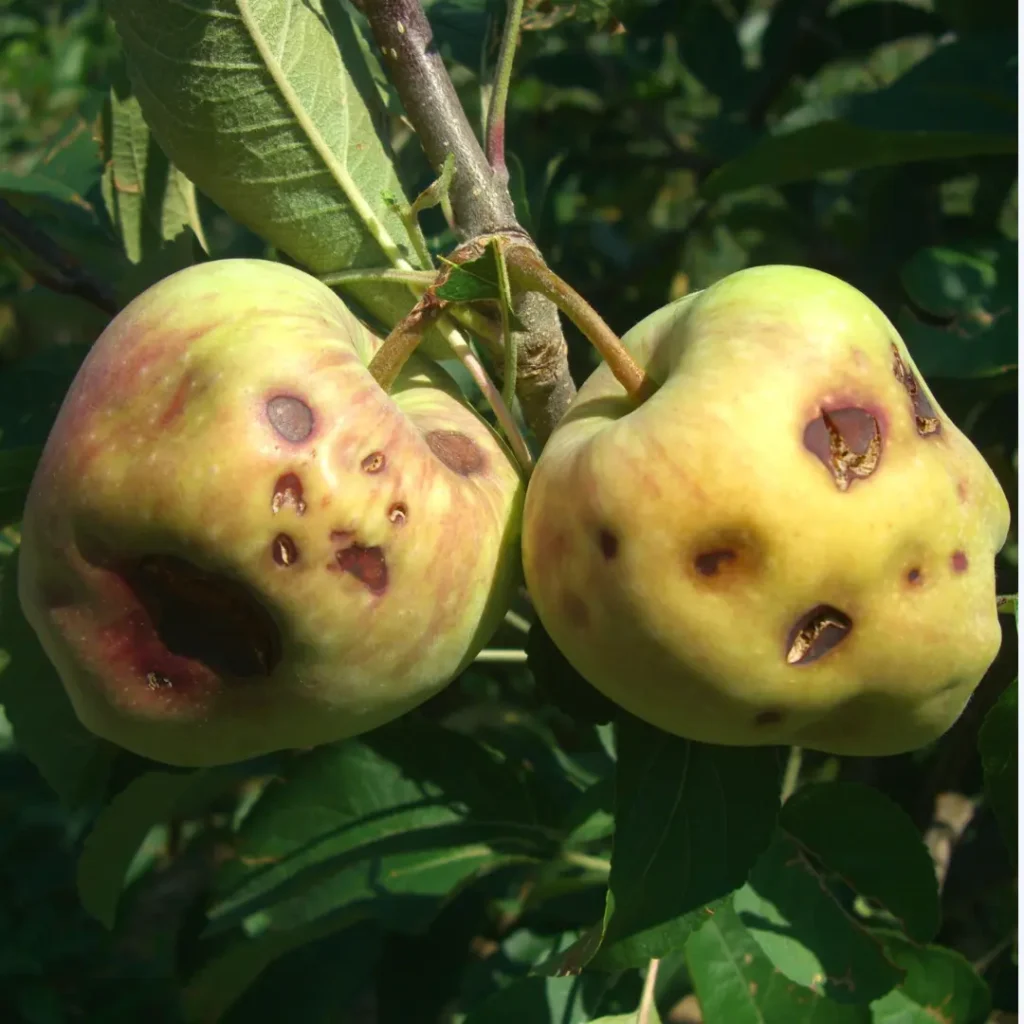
(77, 766), (243, 928)
(107, 0), (430, 332)
(779, 782), (940, 942)
(587, 716), (781, 971)
(686, 902), (870, 1024)
(462, 974), (591, 1024)
(734, 831), (904, 1004)
(978, 679), (1017, 859)
(0, 548), (115, 806)
(207, 716), (553, 934)
(99, 64), (206, 266)
(0, 446), (41, 530)
(869, 931), (992, 1024)
(898, 243), (1017, 379)
(702, 35), (1016, 198)
(219, 919), (382, 1024)
(182, 911), (368, 1024)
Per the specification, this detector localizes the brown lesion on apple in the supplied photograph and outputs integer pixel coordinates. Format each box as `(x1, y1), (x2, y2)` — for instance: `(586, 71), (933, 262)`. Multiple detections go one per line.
(159, 372), (195, 428)
(597, 528), (618, 560)
(951, 551), (968, 573)
(425, 429), (486, 476)
(690, 528), (760, 582)
(906, 567), (923, 585)
(271, 472), (306, 515)
(272, 533), (298, 566)
(754, 709), (784, 726)
(122, 554), (282, 682)
(388, 503), (408, 525)
(803, 407), (882, 491)
(331, 535), (388, 595)
(266, 394), (314, 442)
(785, 605), (852, 665)
(361, 451), (386, 473)
(891, 344), (941, 437)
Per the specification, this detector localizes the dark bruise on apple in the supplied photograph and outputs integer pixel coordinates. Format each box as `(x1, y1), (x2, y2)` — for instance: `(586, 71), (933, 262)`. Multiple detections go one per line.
(522, 264), (1011, 758)
(17, 259), (526, 766)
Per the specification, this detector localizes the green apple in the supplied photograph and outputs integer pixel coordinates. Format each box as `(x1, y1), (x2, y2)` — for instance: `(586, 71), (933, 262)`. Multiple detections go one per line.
(522, 265), (1010, 756)
(18, 259), (524, 766)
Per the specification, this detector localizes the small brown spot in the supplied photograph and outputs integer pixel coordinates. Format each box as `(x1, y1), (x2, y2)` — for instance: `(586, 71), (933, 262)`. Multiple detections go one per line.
(598, 528), (618, 559)
(951, 551), (968, 573)
(906, 567), (923, 584)
(786, 605), (852, 665)
(956, 480), (969, 503)
(425, 429), (486, 476)
(564, 592), (589, 629)
(272, 533), (298, 567)
(695, 549), (738, 576)
(754, 709), (784, 726)
(803, 407), (882, 491)
(361, 451), (386, 473)
(335, 544), (388, 595)
(267, 395), (314, 442)
(272, 473), (306, 515)
(146, 671), (173, 690)
(388, 503), (407, 525)
(891, 345), (941, 436)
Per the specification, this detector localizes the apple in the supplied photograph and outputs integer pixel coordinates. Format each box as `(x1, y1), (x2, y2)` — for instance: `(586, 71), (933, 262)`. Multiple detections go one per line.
(522, 265), (1010, 756)
(18, 259), (525, 766)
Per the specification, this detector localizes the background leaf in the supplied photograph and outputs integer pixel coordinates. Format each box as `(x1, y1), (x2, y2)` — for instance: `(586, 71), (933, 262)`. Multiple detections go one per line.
(978, 678), (1017, 859)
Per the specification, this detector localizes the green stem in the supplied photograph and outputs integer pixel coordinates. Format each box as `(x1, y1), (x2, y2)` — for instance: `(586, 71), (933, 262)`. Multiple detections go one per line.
(780, 745), (803, 803)
(484, 0), (525, 177)
(493, 238), (518, 410)
(504, 246), (655, 402)
(638, 959), (661, 1024)
(367, 297), (446, 392)
(318, 268), (436, 288)
(560, 850), (611, 875)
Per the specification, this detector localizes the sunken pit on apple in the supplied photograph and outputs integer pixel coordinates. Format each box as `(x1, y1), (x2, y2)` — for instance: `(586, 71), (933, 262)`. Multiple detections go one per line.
(522, 264), (1010, 756)
(18, 259), (524, 766)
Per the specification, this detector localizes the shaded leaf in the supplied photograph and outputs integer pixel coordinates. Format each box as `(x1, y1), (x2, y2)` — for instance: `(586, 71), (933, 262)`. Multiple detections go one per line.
(703, 36), (1016, 197)
(208, 716), (553, 934)
(77, 766), (243, 928)
(0, 445), (40, 530)
(978, 679), (1017, 859)
(0, 548), (114, 806)
(869, 931), (992, 1024)
(898, 243), (1017, 379)
(735, 831), (904, 1004)
(780, 782), (940, 942)
(589, 716), (781, 970)
(686, 901), (870, 1024)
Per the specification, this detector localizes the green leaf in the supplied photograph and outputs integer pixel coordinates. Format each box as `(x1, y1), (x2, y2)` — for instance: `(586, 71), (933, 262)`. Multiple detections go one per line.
(898, 243), (1017, 379)
(99, 65), (206, 266)
(107, 0), (430, 333)
(462, 975), (590, 1024)
(0, 345), (86, 449)
(734, 831), (904, 1004)
(869, 931), (992, 1024)
(978, 679), (1017, 859)
(686, 902), (870, 1024)
(702, 36), (1016, 198)
(779, 782), (940, 942)
(0, 548), (115, 806)
(589, 716), (781, 970)
(77, 766), (243, 928)
(207, 716), (553, 934)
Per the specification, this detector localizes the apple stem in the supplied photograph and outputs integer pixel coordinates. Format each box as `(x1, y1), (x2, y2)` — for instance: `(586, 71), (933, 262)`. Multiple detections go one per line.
(368, 297), (535, 477)
(504, 246), (657, 402)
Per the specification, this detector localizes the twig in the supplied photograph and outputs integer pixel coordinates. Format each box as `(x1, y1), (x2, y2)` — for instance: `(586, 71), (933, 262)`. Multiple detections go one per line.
(504, 244), (654, 402)
(638, 958), (661, 1024)
(0, 195), (118, 316)
(360, 0), (576, 445)
(484, 0), (525, 179)
(474, 648), (528, 663)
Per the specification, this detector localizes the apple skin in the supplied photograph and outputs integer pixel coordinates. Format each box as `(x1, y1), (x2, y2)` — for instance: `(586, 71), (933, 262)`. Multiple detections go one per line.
(18, 259), (524, 766)
(522, 265), (1010, 757)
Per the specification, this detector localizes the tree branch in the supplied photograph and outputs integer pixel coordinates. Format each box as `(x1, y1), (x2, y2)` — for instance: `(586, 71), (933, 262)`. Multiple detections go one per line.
(360, 0), (577, 444)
